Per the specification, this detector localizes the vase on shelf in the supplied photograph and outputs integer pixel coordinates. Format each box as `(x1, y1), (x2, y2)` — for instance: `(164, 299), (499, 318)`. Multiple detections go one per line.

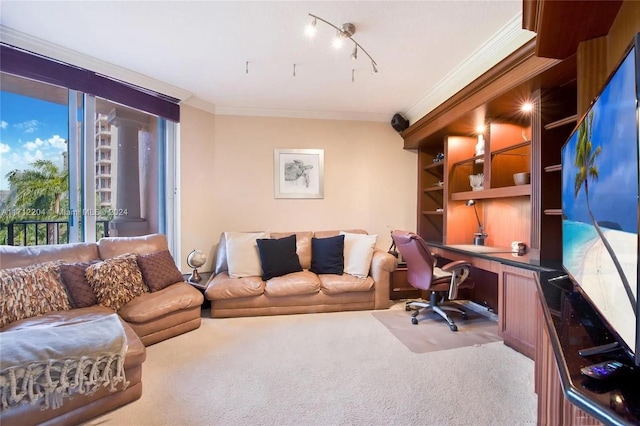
(469, 173), (484, 191)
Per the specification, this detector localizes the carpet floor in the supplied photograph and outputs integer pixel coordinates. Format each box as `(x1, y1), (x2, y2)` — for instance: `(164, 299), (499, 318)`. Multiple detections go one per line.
(85, 304), (537, 426)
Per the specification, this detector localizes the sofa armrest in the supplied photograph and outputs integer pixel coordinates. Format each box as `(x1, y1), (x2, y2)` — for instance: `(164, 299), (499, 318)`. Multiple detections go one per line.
(370, 249), (397, 309)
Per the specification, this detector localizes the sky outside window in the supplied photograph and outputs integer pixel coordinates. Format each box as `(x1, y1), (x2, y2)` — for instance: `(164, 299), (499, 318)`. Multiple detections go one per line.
(0, 91), (68, 191)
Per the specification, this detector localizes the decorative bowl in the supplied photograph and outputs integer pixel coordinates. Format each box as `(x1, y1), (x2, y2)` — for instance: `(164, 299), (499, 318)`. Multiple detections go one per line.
(513, 172), (531, 185)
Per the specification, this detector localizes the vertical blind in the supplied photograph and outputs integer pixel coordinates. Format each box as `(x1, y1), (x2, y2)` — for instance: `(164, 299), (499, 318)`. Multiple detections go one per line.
(0, 43), (180, 122)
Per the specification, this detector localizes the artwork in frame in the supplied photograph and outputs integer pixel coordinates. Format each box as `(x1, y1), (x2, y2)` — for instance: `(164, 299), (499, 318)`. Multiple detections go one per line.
(274, 149), (324, 199)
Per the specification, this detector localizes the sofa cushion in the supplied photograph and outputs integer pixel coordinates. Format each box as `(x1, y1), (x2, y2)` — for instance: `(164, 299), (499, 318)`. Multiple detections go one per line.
(225, 231), (270, 278)
(0, 261), (71, 328)
(256, 234), (303, 281)
(264, 270), (321, 297)
(319, 274), (375, 295)
(136, 250), (184, 292)
(0, 242), (99, 269)
(118, 282), (203, 323)
(205, 272), (266, 300)
(85, 253), (147, 311)
(270, 231), (313, 270)
(310, 235), (344, 275)
(59, 261), (99, 308)
(340, 232), (378, 278)
(97, 233), (169, 259)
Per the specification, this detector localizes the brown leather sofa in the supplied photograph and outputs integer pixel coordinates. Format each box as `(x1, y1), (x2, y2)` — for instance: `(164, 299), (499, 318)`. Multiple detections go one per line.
(205, 230), (396, 318)
(0, 234), (203, 426)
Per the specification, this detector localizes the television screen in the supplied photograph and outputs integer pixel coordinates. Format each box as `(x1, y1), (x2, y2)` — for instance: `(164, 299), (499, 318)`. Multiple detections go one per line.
(561, 36), (639, 364)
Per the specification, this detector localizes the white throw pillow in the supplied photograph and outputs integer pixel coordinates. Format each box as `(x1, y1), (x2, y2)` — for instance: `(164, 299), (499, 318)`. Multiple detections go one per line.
(340, 232), (378, 278)
(225, 231), (270, 278)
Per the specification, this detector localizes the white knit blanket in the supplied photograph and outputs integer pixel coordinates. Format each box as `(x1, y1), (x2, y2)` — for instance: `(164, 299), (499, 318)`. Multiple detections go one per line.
(0, 313), (129, 412)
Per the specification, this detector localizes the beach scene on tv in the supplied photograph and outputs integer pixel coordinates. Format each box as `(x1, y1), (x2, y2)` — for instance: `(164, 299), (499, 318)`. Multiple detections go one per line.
(561, 47), (638, 353)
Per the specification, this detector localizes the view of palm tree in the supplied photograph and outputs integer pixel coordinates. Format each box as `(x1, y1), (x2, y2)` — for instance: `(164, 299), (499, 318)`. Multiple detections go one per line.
(1, 159), (70, 245)
(573, 111), (635, 311)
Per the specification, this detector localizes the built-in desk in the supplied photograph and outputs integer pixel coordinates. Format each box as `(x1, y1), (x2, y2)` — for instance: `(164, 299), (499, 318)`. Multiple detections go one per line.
(536, 271), (640, 425)
(428, 243), (561, 359)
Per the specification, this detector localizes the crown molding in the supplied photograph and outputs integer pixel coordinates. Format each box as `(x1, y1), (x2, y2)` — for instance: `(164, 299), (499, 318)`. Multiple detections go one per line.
(213, 105), (389, 122)
(403, 13), (536, 124)
(0, 25), (193, 101)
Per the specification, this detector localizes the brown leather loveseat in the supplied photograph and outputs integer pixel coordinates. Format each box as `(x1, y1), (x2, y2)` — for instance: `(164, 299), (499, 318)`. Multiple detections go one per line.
(0, 234), (203, 426)
(205, 229), (396, 318)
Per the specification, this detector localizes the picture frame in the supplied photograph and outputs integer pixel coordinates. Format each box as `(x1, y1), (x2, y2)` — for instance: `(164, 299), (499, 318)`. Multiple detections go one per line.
(274, 148), (324, 199)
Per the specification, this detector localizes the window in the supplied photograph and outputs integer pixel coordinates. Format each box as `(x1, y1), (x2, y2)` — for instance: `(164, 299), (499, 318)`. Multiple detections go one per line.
(0, 45), (179, 248)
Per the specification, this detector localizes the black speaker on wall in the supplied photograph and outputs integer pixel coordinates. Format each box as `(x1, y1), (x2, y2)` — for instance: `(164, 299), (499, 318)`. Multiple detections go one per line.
(391, 113), (409, 133)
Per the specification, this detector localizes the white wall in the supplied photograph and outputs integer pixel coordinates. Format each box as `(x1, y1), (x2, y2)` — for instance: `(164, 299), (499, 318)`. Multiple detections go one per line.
(179, 105), (417, 272)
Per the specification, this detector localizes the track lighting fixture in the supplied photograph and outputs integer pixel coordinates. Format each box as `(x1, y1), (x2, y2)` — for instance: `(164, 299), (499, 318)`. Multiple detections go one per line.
(306, 13), (378, 75)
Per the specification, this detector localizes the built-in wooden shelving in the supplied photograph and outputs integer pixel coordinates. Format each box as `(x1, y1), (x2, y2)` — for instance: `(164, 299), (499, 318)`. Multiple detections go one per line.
(544, 164), (562, 172)
(422, 210), (444, 215)
(543, 209), (563, 216)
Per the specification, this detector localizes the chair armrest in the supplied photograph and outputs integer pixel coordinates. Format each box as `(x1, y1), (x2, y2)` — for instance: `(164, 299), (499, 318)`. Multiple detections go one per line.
(370, 249), (397, 309)
(440, 260), (471, 300)
(440, 260), (471, 273)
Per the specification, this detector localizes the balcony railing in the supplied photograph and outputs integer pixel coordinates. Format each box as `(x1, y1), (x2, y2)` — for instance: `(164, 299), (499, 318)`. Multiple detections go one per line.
(0, 220), (110, 246)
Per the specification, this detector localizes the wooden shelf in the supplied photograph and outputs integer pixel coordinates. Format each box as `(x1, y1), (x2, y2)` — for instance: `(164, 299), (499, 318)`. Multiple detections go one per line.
(423, 161), (444, 170)
(544, 115), (578, 130)
(544, 209), (563, 216)
(490, 140), (531, 156)
(544, 164), (562, 172)
(422, 210), (444, 215)
(452, 155), (484, 167)
(423, 186), (444, 193)
(450, 184), (531, 200)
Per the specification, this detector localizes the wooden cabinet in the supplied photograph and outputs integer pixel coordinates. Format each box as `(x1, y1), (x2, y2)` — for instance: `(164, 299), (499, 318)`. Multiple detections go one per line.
(389, 265), (420, 300)
(535, 298), (602, 425)
(499, 264), (538, 359)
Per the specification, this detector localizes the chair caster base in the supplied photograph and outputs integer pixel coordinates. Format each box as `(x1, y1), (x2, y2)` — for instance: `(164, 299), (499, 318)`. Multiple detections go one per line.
(461, 312), (468, 320)
(411, 317), (419, 325)
(405, 305), (412, 311)
(449, 324), (458, 331)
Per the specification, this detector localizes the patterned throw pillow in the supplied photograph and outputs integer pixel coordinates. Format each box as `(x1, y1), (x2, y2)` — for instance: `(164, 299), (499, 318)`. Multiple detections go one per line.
(137, 250), (184, 292)
(59, 261), (99, 308)
(0, 261), (71, 328)
(85, 253), (147, 311)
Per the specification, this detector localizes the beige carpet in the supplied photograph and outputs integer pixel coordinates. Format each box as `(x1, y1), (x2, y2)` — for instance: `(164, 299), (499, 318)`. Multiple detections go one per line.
(372, 304), (502, 353)
(84, 305), (536, 426)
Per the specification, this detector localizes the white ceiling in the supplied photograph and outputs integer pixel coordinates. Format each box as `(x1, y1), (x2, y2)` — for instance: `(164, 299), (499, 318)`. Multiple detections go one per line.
(0, 1), (535, 124)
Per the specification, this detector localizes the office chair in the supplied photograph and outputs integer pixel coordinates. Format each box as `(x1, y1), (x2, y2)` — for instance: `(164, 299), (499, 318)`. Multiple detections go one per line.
(391, 230), (473, 331)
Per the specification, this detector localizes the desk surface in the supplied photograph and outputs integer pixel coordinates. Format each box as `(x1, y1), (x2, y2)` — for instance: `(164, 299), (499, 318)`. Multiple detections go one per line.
(537, 271), (640, 425)
(429, 242), (561, 272)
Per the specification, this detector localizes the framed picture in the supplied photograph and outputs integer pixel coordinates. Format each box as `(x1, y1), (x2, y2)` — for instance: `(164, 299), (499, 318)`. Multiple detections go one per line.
(274, 148), (324, 199)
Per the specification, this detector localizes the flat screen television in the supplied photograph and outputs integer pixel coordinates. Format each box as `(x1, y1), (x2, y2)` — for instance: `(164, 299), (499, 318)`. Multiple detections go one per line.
(561, 33), (640, 367)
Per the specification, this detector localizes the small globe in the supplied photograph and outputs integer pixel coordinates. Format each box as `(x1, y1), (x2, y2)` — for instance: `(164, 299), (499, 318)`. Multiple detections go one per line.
(187, 250), (207, 269)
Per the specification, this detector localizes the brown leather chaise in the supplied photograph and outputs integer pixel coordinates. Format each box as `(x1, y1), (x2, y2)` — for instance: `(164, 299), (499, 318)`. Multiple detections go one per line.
(0, 234), (203, 425)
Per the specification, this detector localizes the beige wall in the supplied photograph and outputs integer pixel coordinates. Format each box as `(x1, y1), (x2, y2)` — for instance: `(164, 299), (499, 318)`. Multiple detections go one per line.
(179, 105), (417, 272)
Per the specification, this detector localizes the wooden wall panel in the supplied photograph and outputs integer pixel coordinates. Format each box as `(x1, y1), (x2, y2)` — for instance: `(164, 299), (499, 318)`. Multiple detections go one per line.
(483, 197), (531, 248)
(577, 37), (608, 117)
(606, 0), (640, 72)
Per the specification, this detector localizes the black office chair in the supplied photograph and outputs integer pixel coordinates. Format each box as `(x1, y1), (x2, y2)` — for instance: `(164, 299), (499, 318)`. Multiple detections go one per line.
(391, 230), (473, 331)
